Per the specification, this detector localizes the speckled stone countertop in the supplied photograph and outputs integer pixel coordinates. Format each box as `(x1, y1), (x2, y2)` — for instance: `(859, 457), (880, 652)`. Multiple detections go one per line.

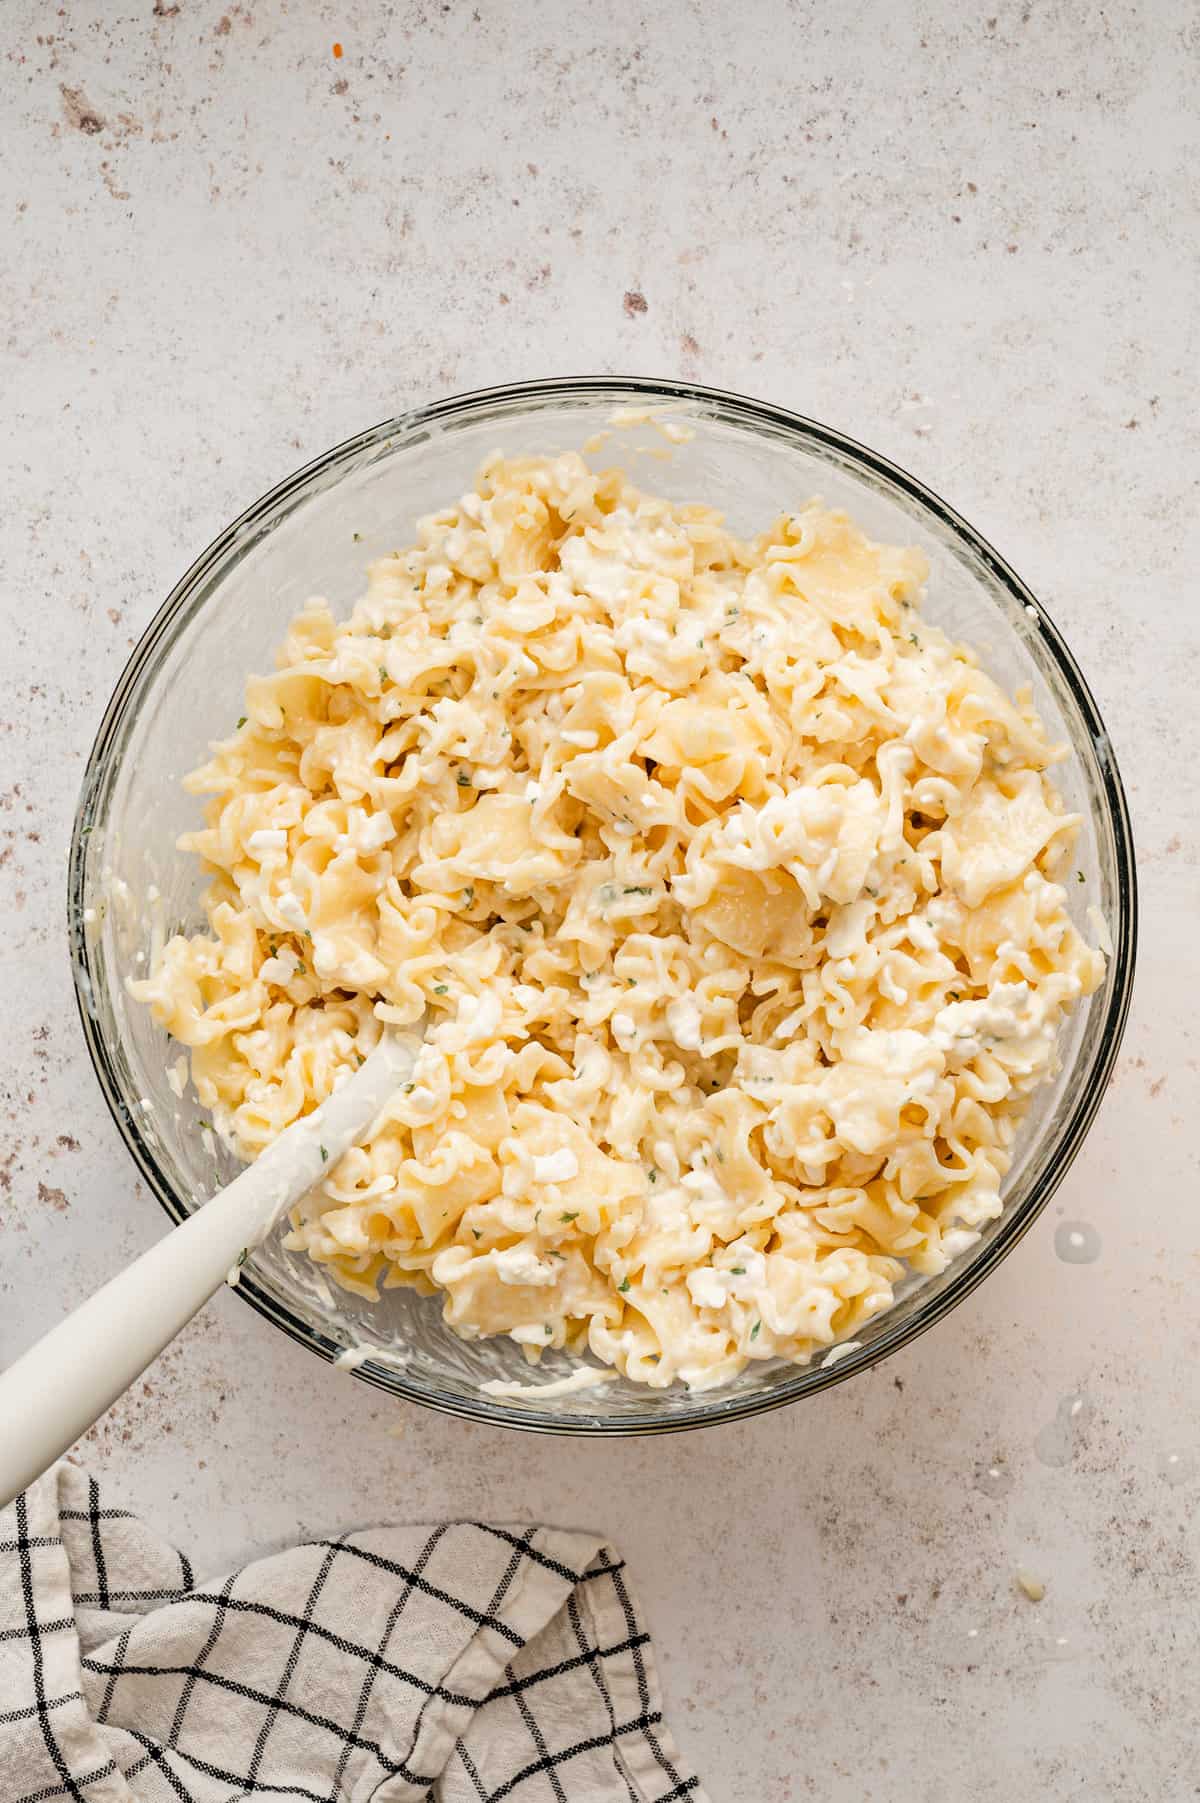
(3, 3), (1197, 1796)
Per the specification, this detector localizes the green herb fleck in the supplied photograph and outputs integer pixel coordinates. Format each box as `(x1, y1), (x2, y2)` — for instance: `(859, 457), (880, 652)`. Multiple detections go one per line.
(618, 1277), (631, 1293)
(623, 885), (652, 896)
(472, 1229), (482, 1240)
(731, 1266), (746, 1274)
(236, 1247), (249, 1267)
(457, 770), (471, 787)
(378, 667), (389, 685)
(1076, 870), (1085, 883)
(295, 960), (306, 975)
(909, 632), (920, 648)
(319, 1145), (328, 1163)
(403, 1081), (414, 1093)
(236, 715), (247, 729)
(352, 530), (362, 542)
(547, 1250), (566, 1261)
(545, 1324), (553, 1337)
(561, 1211), (579, 1222)
(647, 1168), (658, 1184)
(750, 1319), (761, 1341)
(434, 984), (448, 995)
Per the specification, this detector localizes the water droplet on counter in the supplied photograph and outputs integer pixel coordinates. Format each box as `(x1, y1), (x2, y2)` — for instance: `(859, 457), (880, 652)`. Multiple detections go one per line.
(1054, 1221), (1102, 1264)
(973, 1460), (1014, 1499)
(1158, 1450), (1195, 1489)
(1034, 1392), (1094, 1467)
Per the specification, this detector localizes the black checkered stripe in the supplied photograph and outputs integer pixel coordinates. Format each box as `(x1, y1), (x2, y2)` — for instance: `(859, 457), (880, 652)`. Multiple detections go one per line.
(0, 1464), (706, 1802)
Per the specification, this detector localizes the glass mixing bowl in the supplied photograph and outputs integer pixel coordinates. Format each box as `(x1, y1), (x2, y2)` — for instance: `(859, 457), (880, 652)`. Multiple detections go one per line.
(68, 379), (1137, 1434)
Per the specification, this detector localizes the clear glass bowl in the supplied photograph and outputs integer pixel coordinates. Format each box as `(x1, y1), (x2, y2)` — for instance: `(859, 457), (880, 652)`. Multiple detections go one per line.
(68, 379), (1137, 1434)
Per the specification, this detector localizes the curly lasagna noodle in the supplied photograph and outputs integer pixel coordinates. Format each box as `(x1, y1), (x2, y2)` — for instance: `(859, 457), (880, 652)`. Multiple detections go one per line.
(133, 451), (1104, 1388)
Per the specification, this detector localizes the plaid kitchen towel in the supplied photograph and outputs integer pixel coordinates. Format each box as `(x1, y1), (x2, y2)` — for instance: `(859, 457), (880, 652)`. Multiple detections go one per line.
(0, 1463), (706, 1803)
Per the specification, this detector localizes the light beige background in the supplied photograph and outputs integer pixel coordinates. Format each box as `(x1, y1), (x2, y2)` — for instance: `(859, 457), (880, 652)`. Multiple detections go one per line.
(3, 3), (1197, 1797)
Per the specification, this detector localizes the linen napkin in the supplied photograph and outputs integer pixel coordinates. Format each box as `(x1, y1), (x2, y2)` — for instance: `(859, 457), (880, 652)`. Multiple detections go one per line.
(0, 1463), (706, 1802)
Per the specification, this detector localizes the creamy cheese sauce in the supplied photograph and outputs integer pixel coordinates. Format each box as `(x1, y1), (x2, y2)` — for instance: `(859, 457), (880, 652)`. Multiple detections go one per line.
(131, 452), (1104, 1389)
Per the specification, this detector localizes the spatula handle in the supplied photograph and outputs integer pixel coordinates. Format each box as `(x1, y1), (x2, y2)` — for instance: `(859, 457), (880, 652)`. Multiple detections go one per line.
(0, 1182), (263, 1507)
(0, 1033), (415, 1508)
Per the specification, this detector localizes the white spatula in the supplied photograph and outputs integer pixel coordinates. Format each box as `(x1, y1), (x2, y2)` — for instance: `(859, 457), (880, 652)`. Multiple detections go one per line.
(0, 1030), (419, 1509)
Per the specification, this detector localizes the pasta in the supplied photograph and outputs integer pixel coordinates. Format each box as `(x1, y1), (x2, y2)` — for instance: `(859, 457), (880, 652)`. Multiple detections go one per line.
(131, 450), (1105, 1389)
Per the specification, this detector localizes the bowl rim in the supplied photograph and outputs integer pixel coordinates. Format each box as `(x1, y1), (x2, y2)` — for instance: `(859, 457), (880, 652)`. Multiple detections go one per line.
(67, 375), (1138, 1435)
